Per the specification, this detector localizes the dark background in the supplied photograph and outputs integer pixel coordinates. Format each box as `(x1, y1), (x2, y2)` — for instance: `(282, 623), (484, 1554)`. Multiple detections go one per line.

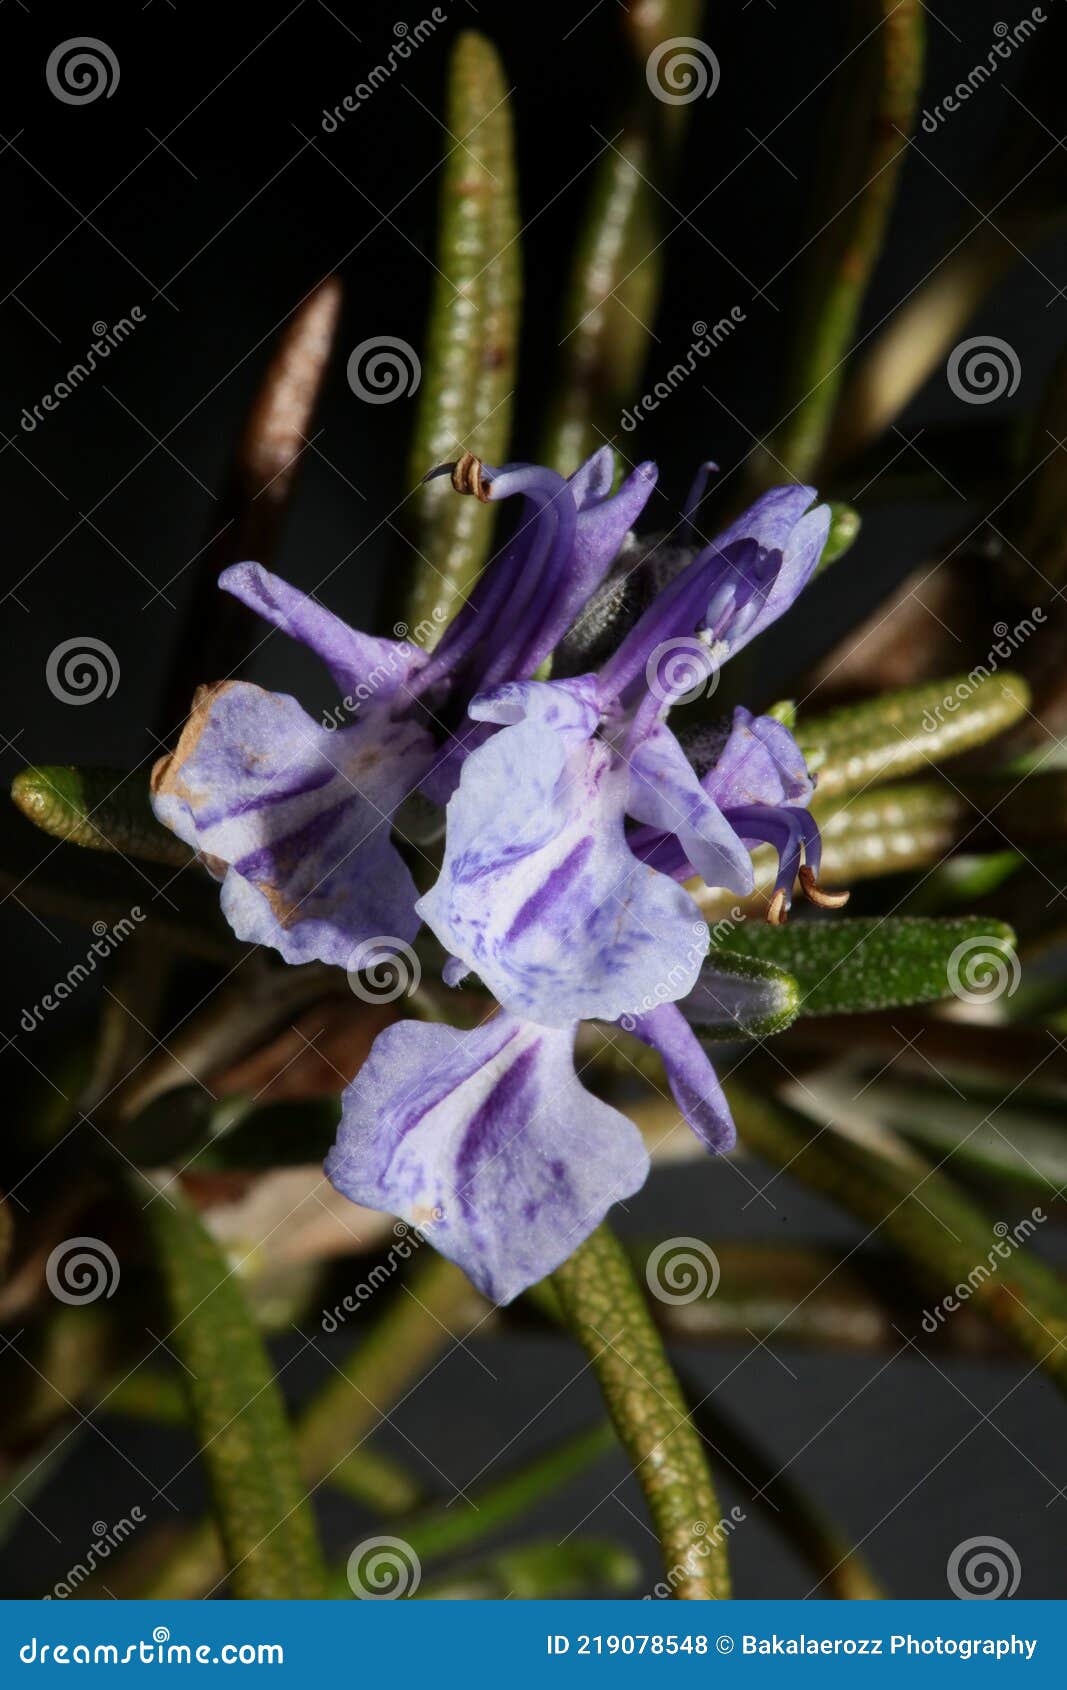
(2, 1), (1066, 1599)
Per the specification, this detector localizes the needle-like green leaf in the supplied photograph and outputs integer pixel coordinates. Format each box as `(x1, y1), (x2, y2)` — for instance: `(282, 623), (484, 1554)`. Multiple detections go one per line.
(800, 671), (1030, 798)
(11, 765), (190, 866)
(552, 1224), (730, 1600)
(401, 32), (520, 636)
(139, 1176), (327, 1599)
(689, 948), (800, 1039)
(714, 916), (1017, 1017)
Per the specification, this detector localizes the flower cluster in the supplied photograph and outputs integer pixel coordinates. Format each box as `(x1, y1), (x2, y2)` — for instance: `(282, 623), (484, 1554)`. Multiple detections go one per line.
(151, 448), (841, 1302)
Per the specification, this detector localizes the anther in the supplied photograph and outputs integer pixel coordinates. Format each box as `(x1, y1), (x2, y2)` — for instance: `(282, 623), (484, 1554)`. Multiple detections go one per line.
(798, 864), (850, 909)
(451, 452), (491, 502)
(766, 888), (788, 926)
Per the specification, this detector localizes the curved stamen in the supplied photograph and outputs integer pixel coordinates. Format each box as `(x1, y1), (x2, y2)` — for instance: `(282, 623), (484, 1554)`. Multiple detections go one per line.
(723, 802), (824, 922)
(799, 863), (850, 909)
(766, 888), (788, 925)
(409, 462), (570, 702)
(451, 451), (492, 501)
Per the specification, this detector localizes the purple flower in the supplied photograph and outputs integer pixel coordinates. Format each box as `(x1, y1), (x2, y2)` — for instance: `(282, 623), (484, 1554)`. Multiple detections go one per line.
(417, 484), (833, 1022)
(325, 472), (843, 1299)
(151, 448), (657, 968)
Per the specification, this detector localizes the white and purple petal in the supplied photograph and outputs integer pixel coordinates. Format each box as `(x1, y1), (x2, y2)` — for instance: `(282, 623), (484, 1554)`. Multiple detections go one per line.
(703, 707), (814, 810)
(416, 712), (709, 1026)
(628, 1003), (736, 1153)
(151, 679), (433, 964)
(220, 562), (424, 705)
(469, 674), (603, 742)
(626, 722), (755, 895)
(325, 1014), (650, 1303)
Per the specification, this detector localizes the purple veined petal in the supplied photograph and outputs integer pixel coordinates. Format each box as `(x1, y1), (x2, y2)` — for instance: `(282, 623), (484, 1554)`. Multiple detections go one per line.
(421, 670), (602, 807)
(697, 502), (832, 664)
(626, 722), (755, 896)
(471, 466), (579, 692)
(567, 445), (616, 509)
(722, 802), (821, 911)
(325, 1013), (650, 1304)
(416, 715), (711, 1027)
(220, 562), (424, 707)
(151, 680), (433, 963)
(709, 483), (820, 556)
(627, 1002), (736, 1154)
(410, 461), (563, 701)
(682, 460), (718, 532)
(738, 502), (831, 650)
(556, 459), (659, 628)
(468, 675), (603, 742)
(702, 707), (814, 810)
